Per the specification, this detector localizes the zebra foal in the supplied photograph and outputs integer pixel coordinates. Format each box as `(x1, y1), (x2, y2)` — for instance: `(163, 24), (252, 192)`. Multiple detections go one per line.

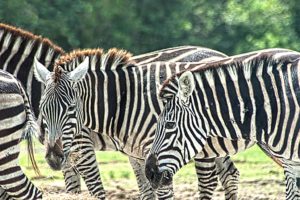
(0, 70), (42, 199)
(145, 48), (300, 199)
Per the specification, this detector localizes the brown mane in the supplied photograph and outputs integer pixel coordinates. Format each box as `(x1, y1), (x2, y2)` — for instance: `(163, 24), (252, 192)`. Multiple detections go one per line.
(159, 48), (300, 97)
(53, 66), (63, 83)
(55, 48), (104, 66)
(55, 47), (134, 68)
(53, 48), (135, 82)
(0, 23), (64, 54)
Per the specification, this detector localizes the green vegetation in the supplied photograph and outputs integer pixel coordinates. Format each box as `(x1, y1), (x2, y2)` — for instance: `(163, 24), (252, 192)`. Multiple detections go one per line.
(0, 0), (300, 55)
(20, 141), (283, 190)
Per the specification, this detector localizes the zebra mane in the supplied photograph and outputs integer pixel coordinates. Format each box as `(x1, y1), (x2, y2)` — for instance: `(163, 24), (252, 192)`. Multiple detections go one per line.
(54, 48), (135, 81)
(0, 23), (64, 54)
(159, 48), (300, 98)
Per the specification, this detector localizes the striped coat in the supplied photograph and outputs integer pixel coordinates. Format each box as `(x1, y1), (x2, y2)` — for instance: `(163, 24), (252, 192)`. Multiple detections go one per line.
(146, 48), (300, 199)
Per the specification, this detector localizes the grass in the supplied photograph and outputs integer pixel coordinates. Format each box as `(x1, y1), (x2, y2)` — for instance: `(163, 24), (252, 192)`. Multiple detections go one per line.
(19, 140), (284, 191)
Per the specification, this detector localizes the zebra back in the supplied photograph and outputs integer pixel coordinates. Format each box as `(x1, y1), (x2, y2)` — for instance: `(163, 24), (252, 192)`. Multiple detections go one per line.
(131, 45), (227, 64)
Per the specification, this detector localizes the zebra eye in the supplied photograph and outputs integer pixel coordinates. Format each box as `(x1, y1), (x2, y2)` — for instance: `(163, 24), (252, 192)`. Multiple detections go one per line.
(165, 121), (176, 129)
(68, 104), (76, 111)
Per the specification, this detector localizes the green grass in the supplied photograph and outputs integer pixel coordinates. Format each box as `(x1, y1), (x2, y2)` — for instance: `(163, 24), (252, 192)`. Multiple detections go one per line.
(19, 141), (284, 189)
(231, 145), (283, 181)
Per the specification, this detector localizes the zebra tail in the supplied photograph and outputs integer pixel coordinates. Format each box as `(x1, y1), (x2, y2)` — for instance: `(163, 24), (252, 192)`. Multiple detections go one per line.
(18, 81), (41, 176)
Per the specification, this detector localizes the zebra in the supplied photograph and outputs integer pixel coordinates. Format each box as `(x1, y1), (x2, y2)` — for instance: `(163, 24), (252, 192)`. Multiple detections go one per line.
(32, 47), (277, 199)
(0, 25), (242, 199)
(145, 48), (300, 199)
(0, 23), (108, 198)
(0, 69), (42, 199)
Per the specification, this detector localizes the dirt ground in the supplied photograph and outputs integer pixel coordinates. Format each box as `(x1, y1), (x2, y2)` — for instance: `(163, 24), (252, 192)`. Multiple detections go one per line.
(41, 179), (285, 200)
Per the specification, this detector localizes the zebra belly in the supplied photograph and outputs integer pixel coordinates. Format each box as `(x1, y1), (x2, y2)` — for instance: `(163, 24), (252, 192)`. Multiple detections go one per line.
(90, 131), (120, 151)
(266, 132), (300, 162)
(196, 137), (256, 159)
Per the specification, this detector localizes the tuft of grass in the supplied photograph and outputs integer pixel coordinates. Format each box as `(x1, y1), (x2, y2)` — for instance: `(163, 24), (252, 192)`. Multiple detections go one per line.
(121, 171), (131, 179)
(109, 171), (115, 179)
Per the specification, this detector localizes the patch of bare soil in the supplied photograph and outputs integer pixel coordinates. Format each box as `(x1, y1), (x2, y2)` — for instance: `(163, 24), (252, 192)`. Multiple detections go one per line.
(41, 179), (285, 200)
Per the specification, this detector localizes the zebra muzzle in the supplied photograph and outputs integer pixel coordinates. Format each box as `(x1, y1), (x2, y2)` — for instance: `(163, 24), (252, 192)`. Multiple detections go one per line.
(45, 140), (64, 170)
(145, 153), (173, 189)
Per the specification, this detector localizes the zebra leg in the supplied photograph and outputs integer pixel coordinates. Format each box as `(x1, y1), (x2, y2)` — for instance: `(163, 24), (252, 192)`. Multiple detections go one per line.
(0, 163), (42, 200)
(0, 166), (42, 200)
(0, 143), (42, 199)
(0, 186), (11, 200)
(155, 184), (174, 200)
(129, 157), (174, 200)
(194, 157), (218, 199)
(66, 132), (106, 199)
(282, 159), (300, 200)
(62, 166), (81, 193)
(215, 157), (239, 200)
(194, 156), (239, 200)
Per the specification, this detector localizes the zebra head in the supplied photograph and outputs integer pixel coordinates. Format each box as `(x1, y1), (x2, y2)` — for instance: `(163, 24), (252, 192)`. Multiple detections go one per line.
(34, 57), (89, 170)
(145, 71), (206, 189)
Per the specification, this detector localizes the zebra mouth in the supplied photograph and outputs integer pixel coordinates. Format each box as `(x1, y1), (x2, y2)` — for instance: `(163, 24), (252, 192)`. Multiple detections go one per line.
(45, 154), (64, 171)
(45, 147), (68, 171)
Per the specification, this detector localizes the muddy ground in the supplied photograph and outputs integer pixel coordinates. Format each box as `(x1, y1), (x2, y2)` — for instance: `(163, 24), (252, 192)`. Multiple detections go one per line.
(41, 179), (285, 200)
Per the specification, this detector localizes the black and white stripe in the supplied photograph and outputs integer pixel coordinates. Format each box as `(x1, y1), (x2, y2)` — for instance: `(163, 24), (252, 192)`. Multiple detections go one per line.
(146, 48), (300, 199)
(0, 23), (64, 115)
(0, 23), (107, 198)
(0, 25), (241, 199)
(0, 70), (42, 200)
(35, 47), (268, 200)
(133, 47), (246, 199)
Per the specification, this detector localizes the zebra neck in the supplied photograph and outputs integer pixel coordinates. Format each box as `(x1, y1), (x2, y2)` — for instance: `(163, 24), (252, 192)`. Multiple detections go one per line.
(78, 66), (137, 136)
(193, 57), (300, 145)
(78, 64), (166, 155)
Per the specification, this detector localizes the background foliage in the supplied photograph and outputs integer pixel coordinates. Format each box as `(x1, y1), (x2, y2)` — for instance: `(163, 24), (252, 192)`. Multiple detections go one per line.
(0, 0), (299, 55)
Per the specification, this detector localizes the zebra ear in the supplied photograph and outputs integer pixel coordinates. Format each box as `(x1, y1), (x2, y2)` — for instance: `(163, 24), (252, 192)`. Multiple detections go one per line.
(33, 58), (50, 84)
(69, 57), (89, 82)
(69, 57), (90, 82)
(178, 71), (195, 102)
